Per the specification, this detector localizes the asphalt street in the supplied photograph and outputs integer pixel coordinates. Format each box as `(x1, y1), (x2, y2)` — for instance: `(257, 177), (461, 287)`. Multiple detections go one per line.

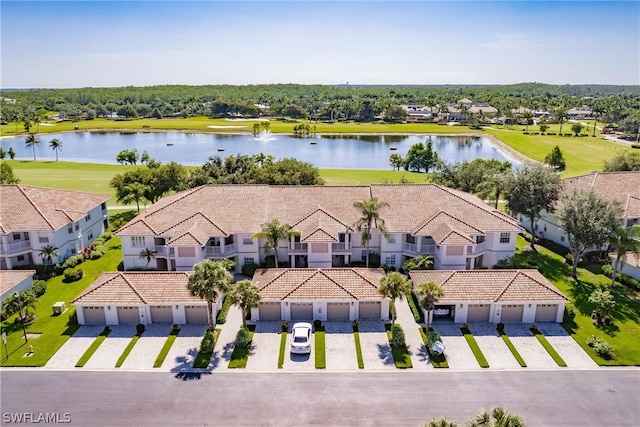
(1, 369), (638, 426)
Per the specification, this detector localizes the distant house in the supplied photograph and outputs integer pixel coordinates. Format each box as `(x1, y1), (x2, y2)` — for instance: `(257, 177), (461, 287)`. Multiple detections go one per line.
(567, 107), (594, 120)
(0, 185), (109, 269)
(610, 252), (640, 282)
(0, 270), (35, 301)
(434, 99), (497, 122)
(518, 172), (640, 248)
(409, 269), (569, 324)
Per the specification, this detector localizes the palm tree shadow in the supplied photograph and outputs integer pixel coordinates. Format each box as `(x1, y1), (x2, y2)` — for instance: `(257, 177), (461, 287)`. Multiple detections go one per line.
(377, 343), (394, 366)
(221, 342), (234, 361)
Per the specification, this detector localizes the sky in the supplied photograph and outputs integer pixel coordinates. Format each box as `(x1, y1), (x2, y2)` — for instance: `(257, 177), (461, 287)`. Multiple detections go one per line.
(1, 1), (639, 88)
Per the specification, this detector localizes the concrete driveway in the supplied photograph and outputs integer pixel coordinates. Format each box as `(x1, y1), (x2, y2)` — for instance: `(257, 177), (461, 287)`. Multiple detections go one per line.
(120, 323), (172, 370)
(536, 322), (597, 368)
(282, 323), (315, 371)
(357, 321), (395, 370)
(246, 321), (281, 372)
(465, 322), (522, 369)
(432, 323), (480, 369)
(500, 324), (557, 369)
(324, 322), (358, 371)
(84, 325), (137, 369)
(162, 324), (208, 370)
(45, 326), (104, 369)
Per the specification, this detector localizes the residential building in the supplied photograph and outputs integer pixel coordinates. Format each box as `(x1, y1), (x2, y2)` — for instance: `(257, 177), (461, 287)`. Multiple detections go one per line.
(0, 270), (35, 301)
(0, 185), (109, 269)
(409, 269), (569, 324)
(116, 184), (522, 273)
(610, 252), (640, 282)
(519, 172), (640, 248)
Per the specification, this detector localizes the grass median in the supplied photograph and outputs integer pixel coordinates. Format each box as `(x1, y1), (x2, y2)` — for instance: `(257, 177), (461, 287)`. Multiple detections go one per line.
(315, 325), (326, 369)
(498, 329), (527, 367)
(153, 328), (180, 368)
(277, 330), (287, 369)
(115, 330), (143, 368)
(193, 328), (221, 369)
(353, 326), (365, 369)
(75, 328), (111, 367)
(385, 324), (412, 369)
(228, 326), (254, 369)
(461, 326), (490, 368)
(531, 326), (567, 367)
(419, 327), (448, 368)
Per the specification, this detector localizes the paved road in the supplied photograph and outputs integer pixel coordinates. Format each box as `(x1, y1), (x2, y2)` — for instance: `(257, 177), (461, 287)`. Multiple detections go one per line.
(1, 369), (638, 426)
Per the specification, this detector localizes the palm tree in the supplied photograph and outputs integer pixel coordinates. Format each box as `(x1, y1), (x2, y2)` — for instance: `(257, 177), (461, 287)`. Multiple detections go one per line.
(251, 219), (299, 268)
(555, 106), (568, 135)
(228, 279), (261, 328)
(139, 248), (157, 268)
(522, 110), (534, 133)
(49, 138), (63, 161)
(424, 418), (458, 427)
(38, 245), (59, 271)
(187, 259), (235, 330)
(351, 197), (390, 267)
(15, 290), (38, 322)
(609, 226), (640, 287)
(378, 272), (412, 324)
(8, 147), (16, 159)
(417, 281), (445, 330)
(25, 133), (40, 161)
(467, 406), (525, 427)
(118, 182), (149, 213)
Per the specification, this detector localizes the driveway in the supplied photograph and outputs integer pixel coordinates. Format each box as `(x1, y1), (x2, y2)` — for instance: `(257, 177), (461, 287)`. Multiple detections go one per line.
(282, 324), (315, 371)
(120, 323), (172, 370)
(432, 323), (479, 369)
(84, 325), (137, 369)
(45, 326), (104, 369)
(246, 321), (281, 372)
(466, 322), (521, 369)
(357, 321), (395, 370)
(536, 323), (597, 368)
(501, 324), (557, 369)
(324, 322), (358, 371)
(162, 324), (208, 370)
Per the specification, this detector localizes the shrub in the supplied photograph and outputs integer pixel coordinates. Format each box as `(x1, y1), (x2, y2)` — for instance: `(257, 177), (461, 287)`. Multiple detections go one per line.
(235, 328), (252, 348)
(172, 323), (180, 332)
(68, 311), (78, 325)
(496, 322), (505, 332)
(587, 335), (615, 359)
(58, 254), (84, 272)
(601, 265), (640, 291)
(390, 324), (406, 348)
(563, 305), (576, 323)
(313, 319), (322, 329)
(352, 319), (359, 329)
(63, 267), (84, 282)
(281, 321), (289, 331)
(425, 329), (441, 351)
(32, 280), (47, 297)
(530, 323), (538, 331)
(241, 263), (259, 278)
(406, 291), (424, 323)
(216, 295), (231, 324)
(461, 323), (469, 329)
(602, 264), (614, 277)
(90, 245), (106, 260)
(136, 323), (145, 334)
(586, 335), (598, 347)
(200, 329), (215, 353)
(564, 253), (584, 266)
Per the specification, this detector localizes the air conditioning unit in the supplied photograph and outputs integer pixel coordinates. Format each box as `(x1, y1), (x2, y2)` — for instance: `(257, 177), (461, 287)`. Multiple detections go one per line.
(52, 302), (66, 315)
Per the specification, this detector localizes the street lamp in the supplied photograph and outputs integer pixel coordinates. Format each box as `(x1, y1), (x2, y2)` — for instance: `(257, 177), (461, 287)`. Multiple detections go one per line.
(13, 292), (28, 344)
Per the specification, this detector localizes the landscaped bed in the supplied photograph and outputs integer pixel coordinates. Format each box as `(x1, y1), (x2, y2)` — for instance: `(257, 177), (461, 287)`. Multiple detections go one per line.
(385, 324), (412, 369)
(314, 324), (326, 369)
(228, 326), (254, 369)
(192, 328), (221, 369)
(419, 327), (448, 368)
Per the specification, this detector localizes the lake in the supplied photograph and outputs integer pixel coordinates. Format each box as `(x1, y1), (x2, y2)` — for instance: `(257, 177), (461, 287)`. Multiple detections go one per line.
(1, 131), (517, 169)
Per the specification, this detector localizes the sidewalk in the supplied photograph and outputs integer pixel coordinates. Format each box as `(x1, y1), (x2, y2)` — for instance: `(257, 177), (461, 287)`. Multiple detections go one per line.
(394, 298), (431, 370)
(214, 306), (244, 369)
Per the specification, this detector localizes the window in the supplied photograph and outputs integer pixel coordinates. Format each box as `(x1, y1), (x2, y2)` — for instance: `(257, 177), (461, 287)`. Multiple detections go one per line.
(560, 236), (565, 242)
(243, 237), (253, 245)
(101, 202), (107, 210)
(13, 233), (21, 240)
(244, 257), (255, 266)
(386, 235), (396, 244)
(87, 230), (94, 241)
(68, 226), (73, 234)
(75, 223), (80, 231)
(85, 214), (91, 221)
(17, 255), (25, 262)
(131, 236), (146, 247)
(385, 255), (396, 266)
(38, 232), (49, 243)
(476, 235), (486, 244)
(499, 233), (510, 244)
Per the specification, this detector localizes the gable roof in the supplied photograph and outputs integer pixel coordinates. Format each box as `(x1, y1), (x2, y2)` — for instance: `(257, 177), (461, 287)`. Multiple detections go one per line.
(0, 270), (35, 297)
(72, 272), (211, 305)
(409, 269), (569, 303)
(0, 185), (109, 233)
(252, 268), (385, 300)
(562, 172), (640, 218)
(610, 251), (640, 269)
(115, 184), (523, 242)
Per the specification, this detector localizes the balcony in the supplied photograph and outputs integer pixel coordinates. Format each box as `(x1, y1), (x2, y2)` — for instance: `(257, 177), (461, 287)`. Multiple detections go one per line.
(205, 243), (238, 257)
(402, 242), (435, 255)
(331, 242), (351, 252)
(289, 242), (308, 253)
(467, 242), (487, 255)
(154, 246), (175, 257)
(0, 240), (32, 254)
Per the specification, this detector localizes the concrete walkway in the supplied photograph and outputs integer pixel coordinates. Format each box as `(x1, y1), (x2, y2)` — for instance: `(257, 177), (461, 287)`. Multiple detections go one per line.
(213, 306), (245, 370)
(395, 298), (431, 370)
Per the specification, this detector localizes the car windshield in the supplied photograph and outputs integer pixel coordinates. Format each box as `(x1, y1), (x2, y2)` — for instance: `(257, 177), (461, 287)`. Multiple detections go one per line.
(294, 336), (308, 343)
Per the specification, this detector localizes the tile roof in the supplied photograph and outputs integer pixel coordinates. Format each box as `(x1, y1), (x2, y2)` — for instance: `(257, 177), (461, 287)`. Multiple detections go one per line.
(0, 185), (109, 233)
(409, 269), (569, 303)
(252, 268), (385, 300)
(0, 270), (35, 296)
(72, 272), (211, 305)
(610, 251), (640, 269)
(562, 172), (640, 218)
(116, 185), (522, 244)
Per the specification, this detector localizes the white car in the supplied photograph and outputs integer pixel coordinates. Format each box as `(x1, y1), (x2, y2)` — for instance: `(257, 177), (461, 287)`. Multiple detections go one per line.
(291, 322), (312, 354)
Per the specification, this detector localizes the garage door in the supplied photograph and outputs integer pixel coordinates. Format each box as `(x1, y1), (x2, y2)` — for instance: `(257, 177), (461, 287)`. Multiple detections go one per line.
(83, 306), (106, 325)
(502, 304), (524, 323)
(150, 306), (173, 323)
(259, 302), (281, 320)
(467, 304), (490, 322)
(117, 306), (139, 324)
(327, 302), (350, 321)
(185, 305), (209, 324)
(359, 301), (381, 319)
(290, 302), (313, 320)
(535, 304), (558, 322)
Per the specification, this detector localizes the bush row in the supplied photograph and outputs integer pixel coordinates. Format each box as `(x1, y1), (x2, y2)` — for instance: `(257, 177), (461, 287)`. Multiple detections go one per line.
(216, 295), (231, 324)
(63, 267), (84, 282)
(406, 291), (424, 323)
(601, 265), (640, 291)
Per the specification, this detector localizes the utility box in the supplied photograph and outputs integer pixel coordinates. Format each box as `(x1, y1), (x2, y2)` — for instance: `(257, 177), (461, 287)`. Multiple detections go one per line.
(52, 302), (66, 316)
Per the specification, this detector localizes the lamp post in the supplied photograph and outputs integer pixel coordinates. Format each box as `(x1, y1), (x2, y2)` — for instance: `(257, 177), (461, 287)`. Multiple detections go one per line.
(13, 292), (28, 344)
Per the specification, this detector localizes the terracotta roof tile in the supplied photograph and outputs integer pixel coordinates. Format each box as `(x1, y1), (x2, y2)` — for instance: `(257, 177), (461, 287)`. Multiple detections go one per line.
(562, 172), (640, 218)
(610, 251), (640, 269)
(410, 269), (568, 303)
(0, 270), (35, 296)
(0, 185), (108, 232)
(72, 272), (212, 305)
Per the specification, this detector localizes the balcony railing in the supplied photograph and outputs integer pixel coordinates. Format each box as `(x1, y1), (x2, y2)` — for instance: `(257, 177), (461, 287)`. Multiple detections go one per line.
(402, 242), (435, 255)
(154, 246), (175, 257)
(289, 243), (308, 252)
(467, 242), (487, 255)
(331, 242), (351, 252)
(205, 243), (238, 257)
(0, 240), (32, 254)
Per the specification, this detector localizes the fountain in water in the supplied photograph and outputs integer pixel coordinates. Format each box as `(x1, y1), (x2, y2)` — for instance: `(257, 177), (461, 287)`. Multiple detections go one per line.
(253, 129), (276, 142)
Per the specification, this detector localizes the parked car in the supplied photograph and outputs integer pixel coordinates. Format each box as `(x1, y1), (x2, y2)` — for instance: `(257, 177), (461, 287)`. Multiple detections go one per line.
(432, 340), (445, 356)
(291, 322), (312, 354)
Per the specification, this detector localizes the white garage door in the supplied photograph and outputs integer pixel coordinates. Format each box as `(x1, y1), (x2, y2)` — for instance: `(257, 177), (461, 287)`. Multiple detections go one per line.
(150, 306), (173, 323)
(535, 304), (559, 322)
(502, 304), (524, 323)
(327, 302), (350, 321)
(117, 306), (139, 324)
(259, 302), (281, 320)
(185, 305), (209, 324)
(467, 304), (491, 322)
(359, 301), (381, 319)
(290, 302), (313, 320)
(83, 306), (106, 325)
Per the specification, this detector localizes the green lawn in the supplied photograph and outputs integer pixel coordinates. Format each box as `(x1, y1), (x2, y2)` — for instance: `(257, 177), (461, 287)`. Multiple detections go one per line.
(192, 328), (221, 368)
(153, 328), (179, 368)
(0, 237), (123, 366)
(418, 327), (448, 368)
(385, 326), (413, 369)
(277, 331), (287, 369)
(515, 235), (640, 365)
(314, 326), (326, 369)
(353, 328), (365, 369)
(460, 326), (490, 368)
(75, 328), (110, 367)
(498, 329), (527, 367)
